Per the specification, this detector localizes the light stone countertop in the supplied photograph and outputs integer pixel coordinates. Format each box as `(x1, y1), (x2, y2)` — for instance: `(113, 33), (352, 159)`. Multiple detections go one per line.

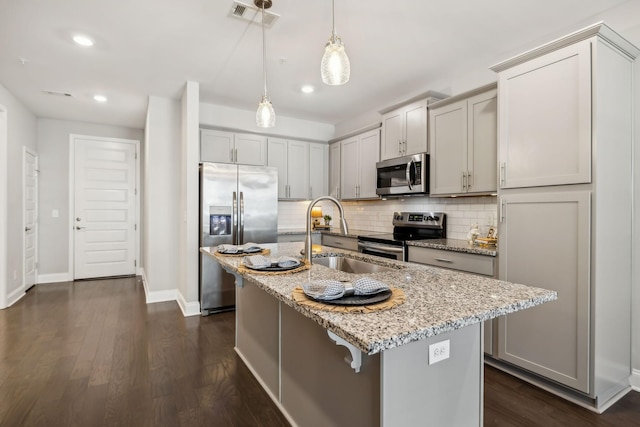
(407, 238), (498, 257)
(201, 242), (555, 355)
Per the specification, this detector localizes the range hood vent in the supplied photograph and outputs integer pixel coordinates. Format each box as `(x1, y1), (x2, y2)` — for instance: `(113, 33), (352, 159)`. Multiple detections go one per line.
(230, 1), (279, 28)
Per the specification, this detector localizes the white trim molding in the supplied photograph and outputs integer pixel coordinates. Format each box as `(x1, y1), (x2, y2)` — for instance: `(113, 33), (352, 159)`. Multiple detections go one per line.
(140, 268), (201, 316)
(632, 369), (640, 391)
(37, 273), (72, 284)
(6, 287), (26, 307)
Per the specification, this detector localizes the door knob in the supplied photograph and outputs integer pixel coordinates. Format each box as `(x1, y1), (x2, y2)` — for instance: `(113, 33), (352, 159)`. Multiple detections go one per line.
(76, 217), (82, 221)
(25, 227), (32, 232)
(75, 226), (86, 230)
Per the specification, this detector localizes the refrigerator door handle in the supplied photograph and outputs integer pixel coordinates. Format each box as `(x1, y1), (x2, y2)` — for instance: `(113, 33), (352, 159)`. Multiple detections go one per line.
(232, 191), (238, 244)
(239, 191), (245, 243)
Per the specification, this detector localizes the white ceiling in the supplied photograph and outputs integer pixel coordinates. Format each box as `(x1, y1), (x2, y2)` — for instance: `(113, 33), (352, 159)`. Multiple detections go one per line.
(0, 0), (635, 130)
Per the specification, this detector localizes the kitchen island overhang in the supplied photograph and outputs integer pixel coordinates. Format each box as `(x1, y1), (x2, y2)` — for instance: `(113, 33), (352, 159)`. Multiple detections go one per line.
(202, 242), (556, 426)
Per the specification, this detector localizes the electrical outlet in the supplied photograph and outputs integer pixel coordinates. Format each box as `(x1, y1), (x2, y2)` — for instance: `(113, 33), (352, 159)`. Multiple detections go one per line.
(428, 339), (450, 365)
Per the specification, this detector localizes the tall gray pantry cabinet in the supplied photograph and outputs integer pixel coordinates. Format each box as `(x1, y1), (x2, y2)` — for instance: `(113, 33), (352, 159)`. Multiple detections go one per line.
(489, 23), (638, 411)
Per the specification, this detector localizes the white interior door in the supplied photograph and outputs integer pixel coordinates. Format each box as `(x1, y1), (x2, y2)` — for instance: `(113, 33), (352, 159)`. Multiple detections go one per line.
(23, 148), (37, 289)
(73, 137), (137, 279)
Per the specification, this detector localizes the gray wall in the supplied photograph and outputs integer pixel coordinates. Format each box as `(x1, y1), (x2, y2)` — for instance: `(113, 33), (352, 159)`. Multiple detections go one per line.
(143, 96), (181, 293)
(0, 83), (37, 306)
(36, 118), (143, 277)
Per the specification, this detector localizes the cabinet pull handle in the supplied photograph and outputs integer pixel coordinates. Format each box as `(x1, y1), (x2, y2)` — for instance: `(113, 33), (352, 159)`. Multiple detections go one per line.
(462, 172), (466, 191)
(467, 172), (472, 189)
(500, 162), (505, 187)
(398, 140), (402, 155)
(434, 258), (453, 263)
(500, 198), (505, 223)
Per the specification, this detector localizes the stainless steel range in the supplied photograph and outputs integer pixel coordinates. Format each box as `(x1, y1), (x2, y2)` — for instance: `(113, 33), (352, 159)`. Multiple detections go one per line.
(357, 212), (446, 261)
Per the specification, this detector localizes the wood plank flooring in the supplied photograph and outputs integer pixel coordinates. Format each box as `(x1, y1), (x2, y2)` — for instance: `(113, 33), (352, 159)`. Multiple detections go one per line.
(0, 277), (638, 426)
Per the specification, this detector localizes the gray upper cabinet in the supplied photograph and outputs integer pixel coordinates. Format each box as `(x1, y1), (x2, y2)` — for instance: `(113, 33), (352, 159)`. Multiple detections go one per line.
(329, 142), (341, 199)
(201, 129), (266, 166)
(429, 85), (497, 196)
(340, 129), (379, 200)
(308, 142), (328, 199)
(267, 138), (328, 200)
(492, 23), (638, 408)
(497, 42), (591, 188)
(380, 99), (428, 161)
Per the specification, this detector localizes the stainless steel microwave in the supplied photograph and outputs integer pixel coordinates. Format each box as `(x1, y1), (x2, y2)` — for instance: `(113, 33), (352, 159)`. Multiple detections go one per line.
(376, 153), (429, 196)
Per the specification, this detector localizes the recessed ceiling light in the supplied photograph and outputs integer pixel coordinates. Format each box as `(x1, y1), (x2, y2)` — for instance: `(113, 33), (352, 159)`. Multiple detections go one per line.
(301, 85), (315, 94)
(93, 94), (107, 103)
(73, 34), (94, 47)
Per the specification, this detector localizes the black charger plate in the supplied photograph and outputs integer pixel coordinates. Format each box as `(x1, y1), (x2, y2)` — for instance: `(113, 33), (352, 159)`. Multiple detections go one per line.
(306, 289), (392, 306)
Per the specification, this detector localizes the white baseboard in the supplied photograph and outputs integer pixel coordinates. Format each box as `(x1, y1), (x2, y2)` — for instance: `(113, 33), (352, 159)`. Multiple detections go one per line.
(6, 286), (25, 307)
(140, 268), (200, 316)
(37, 272), (72, 284)
(177, 290), (201, 317)
(632, 369), (640, 391)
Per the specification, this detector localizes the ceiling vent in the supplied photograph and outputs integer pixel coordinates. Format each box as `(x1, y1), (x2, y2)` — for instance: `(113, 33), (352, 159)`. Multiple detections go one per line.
(230, 1), (279, 28)
(43, 90), (72, 97)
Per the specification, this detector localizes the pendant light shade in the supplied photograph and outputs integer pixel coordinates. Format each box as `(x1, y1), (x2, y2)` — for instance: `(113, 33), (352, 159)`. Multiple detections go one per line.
(255, 0), (275, 127)
(321, 0), (350, 85)
(256, 94), (275, 128)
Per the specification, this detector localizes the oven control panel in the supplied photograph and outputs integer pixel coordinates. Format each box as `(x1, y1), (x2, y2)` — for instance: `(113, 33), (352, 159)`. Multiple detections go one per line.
(393, 211), (445, 228)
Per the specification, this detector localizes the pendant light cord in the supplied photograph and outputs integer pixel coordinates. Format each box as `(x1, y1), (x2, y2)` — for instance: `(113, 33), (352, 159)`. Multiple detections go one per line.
(331, 0), (336, 39)
(262, 4), (268, 97)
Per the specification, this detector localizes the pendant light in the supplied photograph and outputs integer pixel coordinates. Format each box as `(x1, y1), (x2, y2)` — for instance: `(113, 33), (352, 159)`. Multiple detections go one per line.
(321, 0), (350, 85)
(255, 0), (275, 127)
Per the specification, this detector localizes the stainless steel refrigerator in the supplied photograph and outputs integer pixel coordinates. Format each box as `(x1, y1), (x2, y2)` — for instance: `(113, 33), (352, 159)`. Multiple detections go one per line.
(199, 162), (278, 315)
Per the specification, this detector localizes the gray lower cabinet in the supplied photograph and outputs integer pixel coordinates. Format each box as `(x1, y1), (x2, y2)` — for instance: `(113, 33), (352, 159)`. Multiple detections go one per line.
(497, 191), (591, 392)
(407, 245), (496, 355)
(321, 234), (358, 251)
(277, 232), (320, 244)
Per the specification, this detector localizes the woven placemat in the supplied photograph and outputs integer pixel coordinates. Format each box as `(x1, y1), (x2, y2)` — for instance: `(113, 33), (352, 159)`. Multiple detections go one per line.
(291, 286), (406, 313)
(237, 259), (311, 275)
(214, 248), (271, 257)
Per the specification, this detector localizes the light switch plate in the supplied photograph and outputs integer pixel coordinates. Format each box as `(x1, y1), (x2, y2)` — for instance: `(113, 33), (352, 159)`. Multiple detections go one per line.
(428, 339), (450, 365)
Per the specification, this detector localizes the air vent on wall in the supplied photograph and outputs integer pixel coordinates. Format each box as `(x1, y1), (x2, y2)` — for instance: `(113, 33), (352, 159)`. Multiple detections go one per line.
(230, 1), (279, 28)
(43, 90), (73, 97)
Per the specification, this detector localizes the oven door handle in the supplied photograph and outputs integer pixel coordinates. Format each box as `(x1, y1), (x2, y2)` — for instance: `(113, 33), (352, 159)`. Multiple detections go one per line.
(358, 241), (404, 254)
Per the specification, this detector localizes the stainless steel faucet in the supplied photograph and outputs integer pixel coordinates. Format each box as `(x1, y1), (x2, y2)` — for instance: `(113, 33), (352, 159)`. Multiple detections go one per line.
(305, 196), (349, 264)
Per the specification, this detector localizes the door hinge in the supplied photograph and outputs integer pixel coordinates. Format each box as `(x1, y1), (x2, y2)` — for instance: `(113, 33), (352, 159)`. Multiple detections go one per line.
(135, 152), (138, 159)
(134, 224), (137, 231)
(134, 188), (137, 196)
(134, 260), (137, 267)
(35, 261), (39, 268)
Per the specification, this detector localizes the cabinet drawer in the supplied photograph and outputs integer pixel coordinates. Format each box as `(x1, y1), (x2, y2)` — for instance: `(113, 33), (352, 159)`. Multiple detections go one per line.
(321, 234), (358, 251)
(408, 246), (495, 277)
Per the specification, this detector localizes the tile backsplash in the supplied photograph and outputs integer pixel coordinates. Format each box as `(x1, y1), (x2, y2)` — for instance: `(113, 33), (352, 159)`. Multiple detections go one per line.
(278, 196), (497, 241)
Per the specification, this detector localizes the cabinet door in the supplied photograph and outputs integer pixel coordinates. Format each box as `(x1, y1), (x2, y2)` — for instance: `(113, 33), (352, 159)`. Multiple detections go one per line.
(340, 137), (359, 199)
(309, 143), (328, 199)
(498, 42), (591, 188)
(381, 109), (403, 160)
(358, 130), (380, 198)
(403, 99), (428, 156)
(467, 90), (497, 194)
(200, 129), (233, 163)
(329, 143), (341, 199)
(429, 100), (468, 195)
(267, 138), (288, 198)
(498, 191), (590, 393)
(235, 133), (267, 166)
(287, 140), (309, 199)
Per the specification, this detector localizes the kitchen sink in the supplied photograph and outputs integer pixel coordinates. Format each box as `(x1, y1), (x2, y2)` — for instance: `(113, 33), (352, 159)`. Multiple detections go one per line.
(313, 256), (397, 274)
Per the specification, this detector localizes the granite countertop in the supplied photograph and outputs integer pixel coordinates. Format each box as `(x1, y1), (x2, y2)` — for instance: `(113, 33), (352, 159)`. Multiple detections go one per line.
(201, 242), (555, 355)
(278, 228), (384, 239)
(407, 238), (498, 257)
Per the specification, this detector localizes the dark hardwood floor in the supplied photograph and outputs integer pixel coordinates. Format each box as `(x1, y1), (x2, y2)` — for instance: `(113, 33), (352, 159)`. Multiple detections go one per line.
(0, 277), (638, 426)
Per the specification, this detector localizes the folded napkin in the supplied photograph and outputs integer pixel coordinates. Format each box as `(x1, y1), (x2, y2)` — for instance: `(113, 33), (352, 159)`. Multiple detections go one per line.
(302, 278), (390, 301)
(217, 242), (261, 254)
(243, 255), (301, 269)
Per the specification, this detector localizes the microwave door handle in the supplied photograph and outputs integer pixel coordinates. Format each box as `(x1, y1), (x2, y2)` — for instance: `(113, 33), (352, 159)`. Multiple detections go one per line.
(406, 161), (413, 191)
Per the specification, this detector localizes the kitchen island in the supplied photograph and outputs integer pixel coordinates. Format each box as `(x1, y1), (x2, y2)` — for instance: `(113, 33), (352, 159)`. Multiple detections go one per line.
(201, 242), (556, 426)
